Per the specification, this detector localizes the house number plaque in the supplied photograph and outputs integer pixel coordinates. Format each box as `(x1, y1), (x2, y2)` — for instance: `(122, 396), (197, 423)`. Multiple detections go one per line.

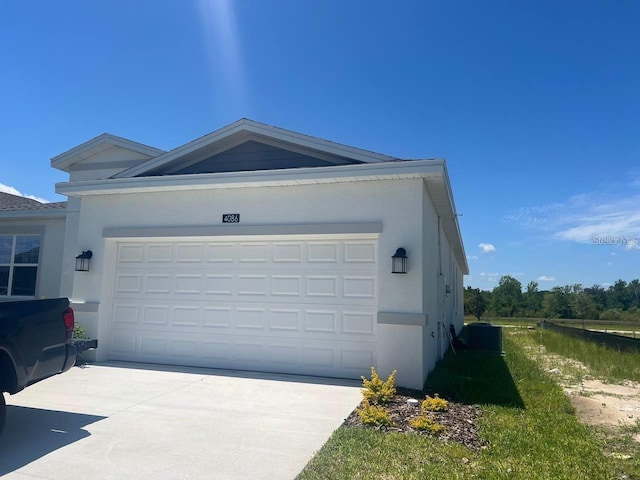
(222, 213), (240, 223)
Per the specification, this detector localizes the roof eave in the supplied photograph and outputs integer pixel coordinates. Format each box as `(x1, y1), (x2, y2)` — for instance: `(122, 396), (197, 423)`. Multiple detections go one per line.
(51, 134), (165, 172)
(57, 159), (445, 196)
(0, 208), (67, 220)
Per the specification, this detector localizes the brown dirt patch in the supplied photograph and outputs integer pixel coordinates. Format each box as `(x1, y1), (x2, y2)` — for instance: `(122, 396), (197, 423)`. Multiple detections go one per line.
(342, 387), (484, 451)
(565, 379), (640, 427)
(524, 343), (640, 432)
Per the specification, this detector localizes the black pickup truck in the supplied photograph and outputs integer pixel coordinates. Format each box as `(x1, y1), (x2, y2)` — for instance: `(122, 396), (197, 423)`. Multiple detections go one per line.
(0, 298), (95, 433)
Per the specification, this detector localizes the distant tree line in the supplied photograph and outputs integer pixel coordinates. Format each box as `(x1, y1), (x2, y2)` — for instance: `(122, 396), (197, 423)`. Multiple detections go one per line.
(464, 275), (640, 321)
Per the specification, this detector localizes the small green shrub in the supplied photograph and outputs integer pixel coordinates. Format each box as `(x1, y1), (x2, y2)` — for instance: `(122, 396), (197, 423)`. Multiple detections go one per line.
(357, 400), (393, 427)
(422, 394), (448, 412)
(73, 325), (88, 339)
(361, 367), (397, 405)
(409, 415), (446, 434)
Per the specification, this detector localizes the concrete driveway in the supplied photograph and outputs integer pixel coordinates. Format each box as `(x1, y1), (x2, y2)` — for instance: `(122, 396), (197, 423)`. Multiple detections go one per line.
(0, 362), (362, 480)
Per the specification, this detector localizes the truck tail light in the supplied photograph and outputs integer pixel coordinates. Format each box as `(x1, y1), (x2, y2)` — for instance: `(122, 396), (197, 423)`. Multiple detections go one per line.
(63, 307), (75, 345)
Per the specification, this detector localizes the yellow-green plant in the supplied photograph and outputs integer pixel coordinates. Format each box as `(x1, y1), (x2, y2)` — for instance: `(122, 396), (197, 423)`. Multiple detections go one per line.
(361, 367), (397, 405)
(357, 400), (393, 427)
(422, 394), (448, 412)
(409, 415), (446, 434)
(73, 325), (88, 339)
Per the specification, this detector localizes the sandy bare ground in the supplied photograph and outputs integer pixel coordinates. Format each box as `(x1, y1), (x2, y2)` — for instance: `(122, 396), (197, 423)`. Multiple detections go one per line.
(527, 343), (640, 442)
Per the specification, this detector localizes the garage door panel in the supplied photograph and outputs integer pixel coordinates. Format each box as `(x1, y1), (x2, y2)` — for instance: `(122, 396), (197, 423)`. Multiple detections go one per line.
(147, 244), (173, 262)
(307, 243), (339, 263)
(176, 243), (205, 262)
(237, 275), (267, 295)
(118, 244), (145, 263)
(111, 238), (379, 379)
(269, 309), (300, 331)
(342, 311), (376, 334)
(145, 274), (171, 293)
(344, 242), (377, 263)
(141, 337), (166, 356)
(113, 304), (139, 325)
(203, 306), (232, 328)
(271, 275), (302, 296)
(111, 334), (376, 378)
(272, 243), (302, 262)
(113, 300), (377, 335)
(304, 310), (337, 333)
(205, 275), (233, 295)
(343, 276), (376, 298)
(236, 308), (266, 330)
(142, 305), (169, 325)
(238, 243), (268, 262)
(206, 243), (235, 262)
(115, 274), (142, 293)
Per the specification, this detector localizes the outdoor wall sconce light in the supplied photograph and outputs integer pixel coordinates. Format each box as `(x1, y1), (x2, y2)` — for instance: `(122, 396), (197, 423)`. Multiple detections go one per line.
(75, 250), (93, 272)
(391, 248), (407, 274)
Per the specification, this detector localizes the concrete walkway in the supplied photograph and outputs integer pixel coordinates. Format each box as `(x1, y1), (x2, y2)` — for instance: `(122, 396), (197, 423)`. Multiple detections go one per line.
(0, 362), (362, 480)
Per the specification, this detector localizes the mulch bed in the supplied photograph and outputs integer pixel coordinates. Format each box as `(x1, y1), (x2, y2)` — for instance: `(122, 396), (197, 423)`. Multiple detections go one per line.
(342, 387), (485, 452)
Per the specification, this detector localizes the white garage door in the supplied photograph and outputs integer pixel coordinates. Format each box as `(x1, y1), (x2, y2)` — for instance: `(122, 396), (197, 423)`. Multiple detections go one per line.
(109, 237), (378, 379)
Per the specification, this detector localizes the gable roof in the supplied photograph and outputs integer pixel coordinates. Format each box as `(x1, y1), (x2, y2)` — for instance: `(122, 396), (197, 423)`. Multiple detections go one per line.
(53, 119), (468, 273)
(114, 119), (397, 178)
(51, 133), (166, 172)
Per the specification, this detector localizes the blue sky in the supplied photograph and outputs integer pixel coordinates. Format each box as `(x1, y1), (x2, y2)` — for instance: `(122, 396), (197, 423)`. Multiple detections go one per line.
(1, 0), (638, 291)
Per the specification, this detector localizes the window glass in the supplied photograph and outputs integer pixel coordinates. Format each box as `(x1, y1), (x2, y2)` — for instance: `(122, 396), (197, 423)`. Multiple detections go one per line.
(0, 266), (8, 295)
(0, 236), (12, 264)
(14, 235), (40, 264)
(11, 266), (37, 296)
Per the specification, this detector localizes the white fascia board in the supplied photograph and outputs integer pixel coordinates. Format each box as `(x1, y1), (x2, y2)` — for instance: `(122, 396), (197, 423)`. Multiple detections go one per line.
(56, 159), (445, 197)
(438, 164), (469, 275)
(115, 119), (398, 179)
(51, 134), (165, 171)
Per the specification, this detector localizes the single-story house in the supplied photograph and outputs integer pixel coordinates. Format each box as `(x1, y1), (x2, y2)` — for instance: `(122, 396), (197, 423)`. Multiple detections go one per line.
(0, 193), (66, 299)
(4, 119), (468, 389)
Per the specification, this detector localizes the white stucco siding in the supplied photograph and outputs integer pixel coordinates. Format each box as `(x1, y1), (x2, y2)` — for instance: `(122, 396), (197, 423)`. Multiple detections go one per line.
(71, 179), (425, 306)
(421, 184), (441, 375)
(38, 218), (66, 298)
(67, 178), (430, 387)
(0, 216), (65, 299)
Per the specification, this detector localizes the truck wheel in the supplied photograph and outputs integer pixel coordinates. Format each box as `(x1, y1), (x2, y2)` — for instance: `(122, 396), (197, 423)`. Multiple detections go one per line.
(0, 393), (5, 434)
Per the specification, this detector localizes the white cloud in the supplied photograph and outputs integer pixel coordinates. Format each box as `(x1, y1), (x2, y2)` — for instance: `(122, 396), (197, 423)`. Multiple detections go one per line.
(625, 238), (640, 250)
(467, 255), (479, 260)
(537, 275), (556, 282)
(506, 174), (640, 247)
(0, 183), (49, 203)
(480, 272), (522, 283)
(478, 243), (496, 254)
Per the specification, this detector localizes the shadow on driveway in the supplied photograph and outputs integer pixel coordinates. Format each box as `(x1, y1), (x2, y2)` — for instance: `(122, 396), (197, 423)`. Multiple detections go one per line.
(100, 360), (362, 387)
(0, 406), (105, 475)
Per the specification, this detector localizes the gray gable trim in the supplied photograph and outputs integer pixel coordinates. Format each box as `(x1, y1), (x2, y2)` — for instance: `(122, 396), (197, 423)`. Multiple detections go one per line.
(115, 119), (397, 179)
(51, 133), (165, 172)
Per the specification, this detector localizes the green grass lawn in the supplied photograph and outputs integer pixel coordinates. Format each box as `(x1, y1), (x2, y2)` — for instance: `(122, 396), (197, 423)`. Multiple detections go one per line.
(530, 328), (640, 383)
(298, 332), (624, 479)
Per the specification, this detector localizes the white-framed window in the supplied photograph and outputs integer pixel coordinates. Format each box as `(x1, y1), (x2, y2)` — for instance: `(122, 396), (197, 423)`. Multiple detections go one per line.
(0, 234), (41, 297)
